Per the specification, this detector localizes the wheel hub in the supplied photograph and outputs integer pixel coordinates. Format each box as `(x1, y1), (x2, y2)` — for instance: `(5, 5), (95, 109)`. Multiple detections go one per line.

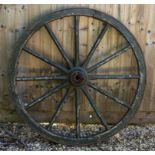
(69, 67), (88, 87)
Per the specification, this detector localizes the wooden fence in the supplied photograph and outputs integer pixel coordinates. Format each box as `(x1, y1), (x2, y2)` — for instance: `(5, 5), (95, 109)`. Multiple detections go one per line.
(0, 4), (155, 124)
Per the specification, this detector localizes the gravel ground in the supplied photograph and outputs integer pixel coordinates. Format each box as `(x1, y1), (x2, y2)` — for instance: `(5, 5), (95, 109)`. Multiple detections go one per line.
(0, 123), (155, 151)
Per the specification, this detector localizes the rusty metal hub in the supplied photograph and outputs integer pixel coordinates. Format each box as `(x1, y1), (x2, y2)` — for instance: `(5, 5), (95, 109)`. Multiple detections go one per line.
(69, 68), (87, 87)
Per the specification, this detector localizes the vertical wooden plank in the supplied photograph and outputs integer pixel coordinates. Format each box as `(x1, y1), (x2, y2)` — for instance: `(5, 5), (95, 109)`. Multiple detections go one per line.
(28, 5), (41, 109)
(143, 5), (155, 111)
(39, 5), (53, 112)
(119, 4), (132, 112)
(0, 5), (17, 110)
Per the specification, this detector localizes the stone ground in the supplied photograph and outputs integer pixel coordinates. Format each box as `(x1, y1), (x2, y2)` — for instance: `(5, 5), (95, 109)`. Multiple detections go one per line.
(0, 123), (155, 151)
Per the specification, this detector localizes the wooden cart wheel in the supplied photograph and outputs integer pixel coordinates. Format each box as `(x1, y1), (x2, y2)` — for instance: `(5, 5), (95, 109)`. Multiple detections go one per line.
(9, 8), (146, 145)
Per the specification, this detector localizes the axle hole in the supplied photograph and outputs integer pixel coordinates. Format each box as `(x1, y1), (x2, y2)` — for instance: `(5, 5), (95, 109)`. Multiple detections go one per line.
(75, 75), (81, 81)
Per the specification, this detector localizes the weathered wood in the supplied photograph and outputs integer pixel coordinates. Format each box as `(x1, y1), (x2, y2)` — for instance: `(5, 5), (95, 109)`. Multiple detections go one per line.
(0, 4), (155, 124)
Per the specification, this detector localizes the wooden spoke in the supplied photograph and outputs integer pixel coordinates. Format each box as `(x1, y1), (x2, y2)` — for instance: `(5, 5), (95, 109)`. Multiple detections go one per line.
(88, 82), (131, 109)
(44, 23), (73, 68)
(87, 44), (131, 72)
(74, 16), (80, 66)
(23, 46), (68, 73)
(82, 88), (108, 130)
(25, 81), (68, 109)
(47, 88), (71, 129)
(82, 23), (109, 68)
(16, 75), (67, 81)
(75, 88), (81, 138)
(88, 74), (140, 80)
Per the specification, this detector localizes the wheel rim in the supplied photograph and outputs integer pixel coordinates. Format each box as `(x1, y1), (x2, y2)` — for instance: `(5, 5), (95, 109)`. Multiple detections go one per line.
(9, 8), (146, 145)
